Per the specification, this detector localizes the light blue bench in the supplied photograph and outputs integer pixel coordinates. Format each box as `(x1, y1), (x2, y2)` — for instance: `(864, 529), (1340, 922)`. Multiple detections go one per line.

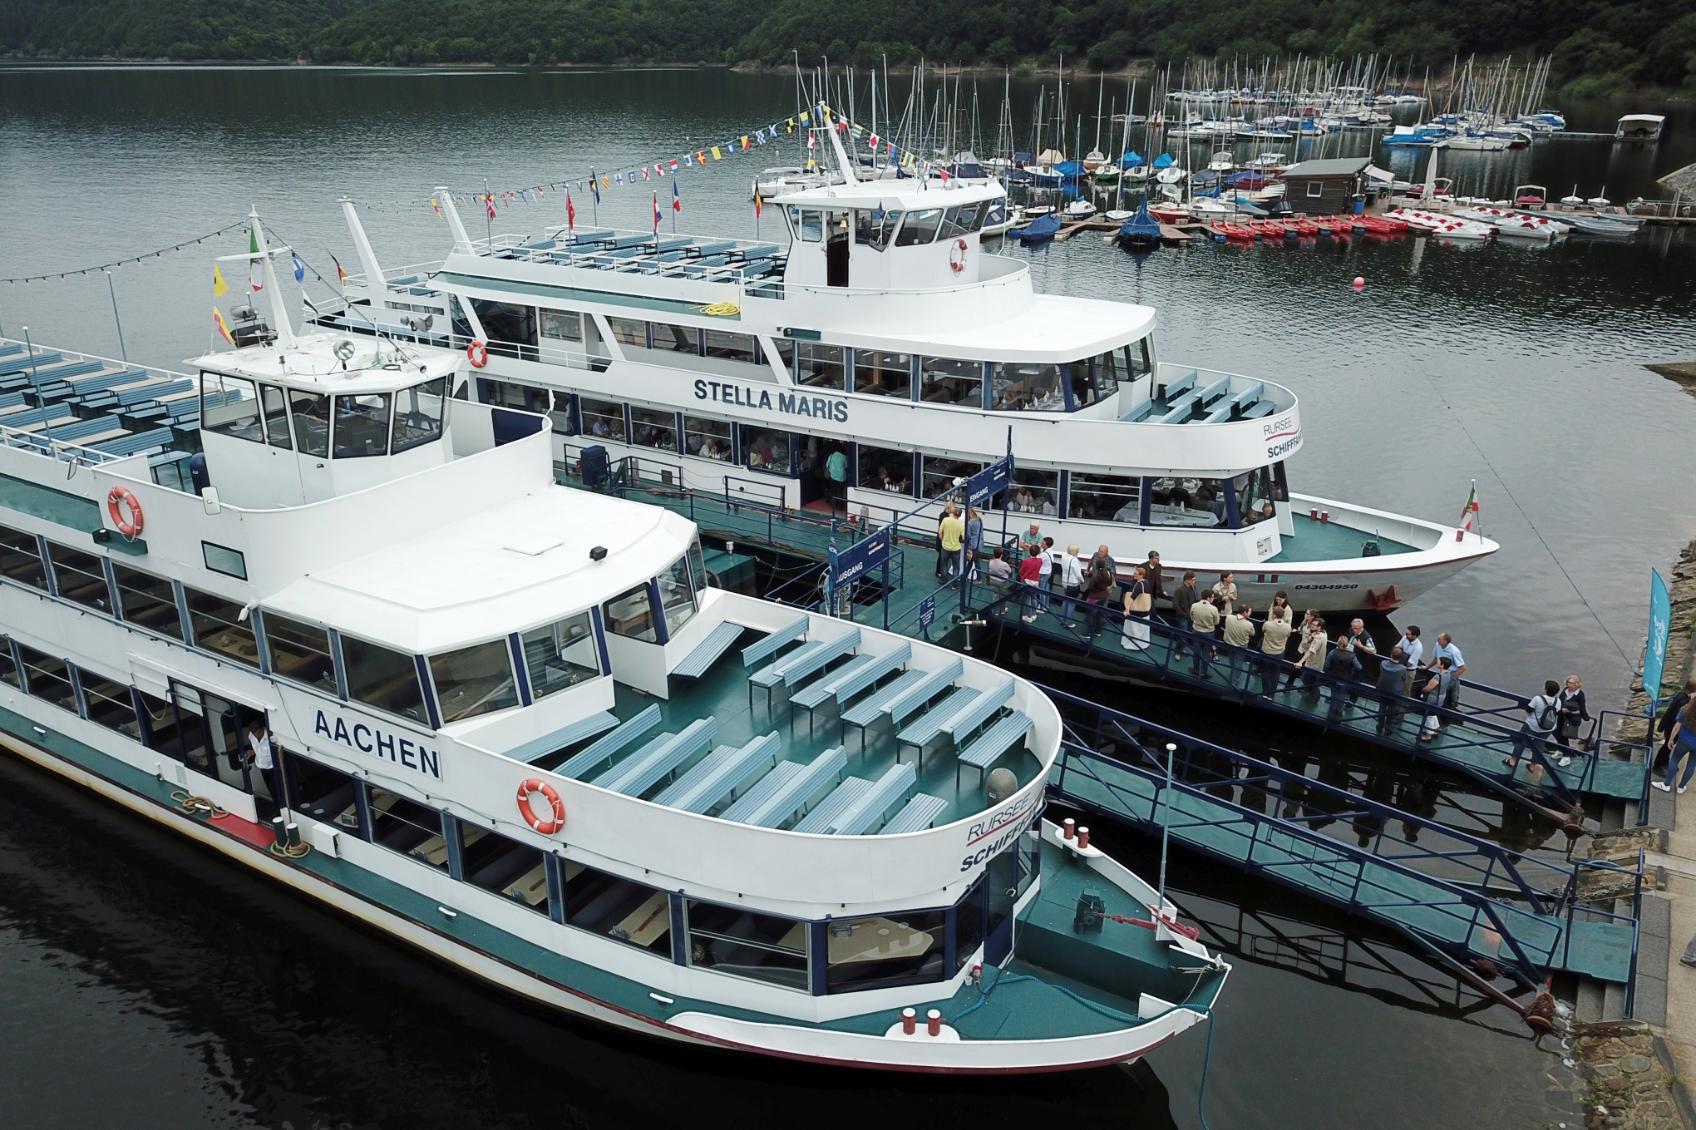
(742, 614), (807, 668)
(939, 679), (1014, 745)
(655, 732), (779, 813)
(718, 760), (805, 824)
(1157, 392), (1199, 423)
(93, 426), (174, 457)
(735, 242), (782, 260)
(840, 667), (929, 750)
(1195, 375), (1232, 409)
(748, 627), (860, 712)
(800, 763), (916, 835)
(1159, 369), (1197, 401)
(505, 710), (617, 764)
(673, 620), (746, 679)
(792, 776), (874, 833)
(1121, 397), (1155, 422)
(882, 792), (948, 833)
(957, 713), (1032, 786)
(896, 685), (984, 768)
(592, 717), (717, 797)
(558, 703), (661, 779)
(0, 351), (65, 379)
(44, 367), (144, 400)
(1241, 400), (1275, 419)
(689, 240), (739, 257)
(723, 746), (846, 828)
(886, 659), (965, 730)
(790, 642), (910, 735)
(18, 359), (104, 388)
(30, 415), (121, 443)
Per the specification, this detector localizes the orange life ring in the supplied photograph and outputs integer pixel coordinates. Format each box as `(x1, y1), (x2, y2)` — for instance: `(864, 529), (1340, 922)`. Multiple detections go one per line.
(516, 778), (565, 835)
(106, 485), (144, 539)
(949, 238), (968, 274)
(466, 339), (489, 368)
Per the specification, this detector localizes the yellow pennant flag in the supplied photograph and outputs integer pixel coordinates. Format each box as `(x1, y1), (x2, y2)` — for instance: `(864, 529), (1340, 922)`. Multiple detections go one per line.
(711, 146), (722, 161)
(212, 263), (229, 297)
(798, 111), (810, 123)
(213, 306), (234, 344)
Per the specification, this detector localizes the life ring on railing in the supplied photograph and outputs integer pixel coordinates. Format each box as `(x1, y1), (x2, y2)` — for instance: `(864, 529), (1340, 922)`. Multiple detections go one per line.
(106, 485), (144, 539)
(516, 778), (566, 835)
(466, 339), (489, 369)
(949, 238), (968, 274)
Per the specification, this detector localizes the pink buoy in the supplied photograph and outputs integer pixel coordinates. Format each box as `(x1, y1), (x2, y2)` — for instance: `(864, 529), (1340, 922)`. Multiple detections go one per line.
(1352, 275), (1365, 289)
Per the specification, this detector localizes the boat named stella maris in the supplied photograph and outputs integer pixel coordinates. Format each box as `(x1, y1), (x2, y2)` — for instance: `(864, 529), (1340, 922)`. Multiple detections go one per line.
(0, 219), (1228, 1073)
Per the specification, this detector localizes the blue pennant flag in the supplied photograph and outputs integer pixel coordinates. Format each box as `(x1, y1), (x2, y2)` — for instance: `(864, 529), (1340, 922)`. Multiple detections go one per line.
(291, 252), (305, 282)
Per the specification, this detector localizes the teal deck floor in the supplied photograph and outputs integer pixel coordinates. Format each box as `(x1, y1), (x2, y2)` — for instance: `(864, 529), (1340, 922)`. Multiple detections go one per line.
(1051, 749), (1635, 982)
(1269, 512), (1418, 562)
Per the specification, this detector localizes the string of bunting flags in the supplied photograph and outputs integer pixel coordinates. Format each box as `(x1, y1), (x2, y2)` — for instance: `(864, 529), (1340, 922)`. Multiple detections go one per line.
(1, 220), (253, 285)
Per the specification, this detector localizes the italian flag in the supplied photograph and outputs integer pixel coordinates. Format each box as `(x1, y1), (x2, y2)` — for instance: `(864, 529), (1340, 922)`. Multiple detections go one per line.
(1460, 481), (1480, 532)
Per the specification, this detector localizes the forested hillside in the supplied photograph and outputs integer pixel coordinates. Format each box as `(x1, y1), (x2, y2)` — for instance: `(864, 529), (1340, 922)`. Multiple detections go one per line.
(3, 0), (1692, 96)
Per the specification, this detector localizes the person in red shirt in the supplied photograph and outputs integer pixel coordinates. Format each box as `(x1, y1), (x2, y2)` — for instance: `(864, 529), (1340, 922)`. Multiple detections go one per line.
(1017, 549), (1046, 622)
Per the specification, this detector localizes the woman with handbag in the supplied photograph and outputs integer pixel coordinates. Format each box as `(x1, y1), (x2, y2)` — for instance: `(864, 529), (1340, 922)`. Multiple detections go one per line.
(1120, 564), (1153, 651)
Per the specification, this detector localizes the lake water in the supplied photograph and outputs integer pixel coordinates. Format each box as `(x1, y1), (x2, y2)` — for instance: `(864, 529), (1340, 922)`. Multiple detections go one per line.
(2, 64), (1695, 1129)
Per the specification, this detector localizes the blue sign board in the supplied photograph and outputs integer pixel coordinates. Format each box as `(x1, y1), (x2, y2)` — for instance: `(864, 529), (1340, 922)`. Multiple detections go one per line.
(1645, 567), (1672, 711)
(918, 595), (937, 633)
(829, 529), (892, 589)
(963, 456), (1013, 510)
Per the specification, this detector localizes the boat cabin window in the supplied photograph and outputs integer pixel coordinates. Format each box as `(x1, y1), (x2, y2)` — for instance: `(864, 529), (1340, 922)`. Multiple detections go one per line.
(852, 349), (912, 399)
(113, 564), (182, 640)
(580, 397), (626, 441)
(854, 208), (901, 251)
(201, 542), (247, 581)
(540, 308), (584, 344)
(824, 907), (947, 993)
(341, 634), (428, 723)
(0, 640), (17, 688)
(430, 638), (520, 724)
(519, 612), (600, 699)
(368, 785), (450, 872)
(938, 203), (983, 239)
(290, 390), (331, 458)
(895, 208), (943, 246)
(80, 670), (140, 741)
(258, 383), (293, 449)
(332, 393), (391, 458)
(469, 299), (537, 358)
(1073, 350), (1122, 409)
(740, 426), (793, 475)
(789, 208), (824, 243)
(184, 586), (259, 668)
(603, 583), (658, 643)
(686, 900), (808, 990)
(920, 357), (984, 406)
(1129, 338), (1153, 379)
(463, 830), (548, 915)
(921, 454), (984, 499)
(203, 374), (263, 441)
(18, 644), (76, 712)
(285, 752), (368, 838)
(704, 330), (758, 365)
(1009, 469), (1059, 516)
(1149, 476), (1232, 529)
(606, 317), (646, 349)
(649, 322), (699, 354)
(858, 444), (912, 494)
(683, 415), (732, 461)
(795, 342), (846, 390)
(630, 407), (679, 453)
(657, 553), (698, 634)
(0, 525), (46, 590)
(687, 538), (707, 604)
(1237, 467), (1277, 525)
(991, 363), (1064, 411)
(391, 378), (447, 453)
(262, 613), (336, 691)
(46, 540), (111, 613)
(1069, 472), (1142, 523)
(564, 864), (672, 955)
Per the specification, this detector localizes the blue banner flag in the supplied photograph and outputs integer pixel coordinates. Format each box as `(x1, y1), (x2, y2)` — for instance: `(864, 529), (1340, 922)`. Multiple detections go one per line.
(1646, 568), (1673, 712)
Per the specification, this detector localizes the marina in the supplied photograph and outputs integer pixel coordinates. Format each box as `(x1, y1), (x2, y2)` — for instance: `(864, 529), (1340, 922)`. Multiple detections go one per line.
(3, 62), (1696, 1130)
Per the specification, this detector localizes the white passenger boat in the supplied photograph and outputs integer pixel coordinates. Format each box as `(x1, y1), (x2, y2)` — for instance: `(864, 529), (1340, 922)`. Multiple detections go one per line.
(323, 120), (1496, 613)
(0, 223), (1229, 1073)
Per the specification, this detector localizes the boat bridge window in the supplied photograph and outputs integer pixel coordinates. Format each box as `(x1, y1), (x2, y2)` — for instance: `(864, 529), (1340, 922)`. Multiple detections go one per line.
(854, 208), (901, 251)
(657, 553), (698, 635)
(0, 640), (17, 688)
(920, 357), (985, 406)
(1073, 350), (1123, 409)
(46, 541), (111, 613)
(581, 397), (626, 441)
(1129, 338), (1153, 379)
(857, 444), (912, 494)
(991, 363), (1064, 412)
(740, 426), (793, 475)
(391, 378), (447, 453)
(463, 829), (549, 916)
(0, 525), (46, 590)
(895, 208), (943, 246)
(794, 342), (846, 390)
(852, 349), (912, 399)
(687, 900), (808, 990)
(185, 587), (259, 668)
(630, 407), (679, 453)
(332, 393), (392, 458)
(683, 414), (732, 461)
(1069, 472), (1142, 523)
(262, 613), (336, 691)
(603, 583), (658, 643)
(520, 612), (599, 699)
(921, 454), (984, 500)
(824, 906), (947, 993)
(284, 751), (367, 838)
(1149, 477), (1232, 529)
(789, 208), (824, 243)
(369, 785), (450, 872)
(204, 373), (263, 442)
(704, 330), (758, 365)
(938, 203), (984, 240)
(1010, 469), (1059, 516)
(1237, 467), (1278, 525)
(290, 390), (331, 458)
(258, 383), (293, 449)
(80, 669), (139, 741)
(18, 645), (76, 712)
(430, 639), (520, 724)
(469, 299), (537, 359)
(565, 863), (672, 955)
(342, 634), (427, 723)
(114, 564), (182, 640)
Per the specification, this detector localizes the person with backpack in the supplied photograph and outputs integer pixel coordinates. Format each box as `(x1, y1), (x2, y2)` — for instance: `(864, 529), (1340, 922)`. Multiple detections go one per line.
(1654, 697), (1696, 795)
(1504, 680), (1561, 772)
(1655, 680), (1695, 775)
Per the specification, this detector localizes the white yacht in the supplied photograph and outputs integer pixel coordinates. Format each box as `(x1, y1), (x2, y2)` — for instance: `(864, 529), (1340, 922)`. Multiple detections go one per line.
(324, 118), (1495, 613)
(0, 221), (1228, 1073)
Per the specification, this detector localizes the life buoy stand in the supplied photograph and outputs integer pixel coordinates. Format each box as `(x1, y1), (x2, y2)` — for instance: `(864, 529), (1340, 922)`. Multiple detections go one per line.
(516, 778), (566, 835)
(948, 238), (968, 274)
(466, 339), (489, 368)
(106, 485), (144, 539)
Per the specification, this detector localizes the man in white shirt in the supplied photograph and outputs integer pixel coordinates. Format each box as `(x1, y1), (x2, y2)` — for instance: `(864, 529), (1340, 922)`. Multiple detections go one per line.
(244, 716), (281, 809)
(1430, 632), (1466, 710)
(1399, 625), (1424, 696)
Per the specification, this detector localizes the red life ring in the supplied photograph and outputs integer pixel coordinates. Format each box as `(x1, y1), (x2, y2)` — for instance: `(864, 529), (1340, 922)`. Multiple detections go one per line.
(106, 485), (144, 539)
(948, 238), (968, 274)
(466, 339), (489, 368)
(516, 778), (565, 835)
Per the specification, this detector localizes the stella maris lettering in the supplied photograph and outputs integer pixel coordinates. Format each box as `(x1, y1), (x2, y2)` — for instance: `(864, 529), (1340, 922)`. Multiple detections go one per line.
(314, 709), (441, 780)
(693, 378), (849, 423)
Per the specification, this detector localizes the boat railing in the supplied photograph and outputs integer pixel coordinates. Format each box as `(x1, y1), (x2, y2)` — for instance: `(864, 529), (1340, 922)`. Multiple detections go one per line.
(0, 421), (126, 467)
(342, 258), (450, 291)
